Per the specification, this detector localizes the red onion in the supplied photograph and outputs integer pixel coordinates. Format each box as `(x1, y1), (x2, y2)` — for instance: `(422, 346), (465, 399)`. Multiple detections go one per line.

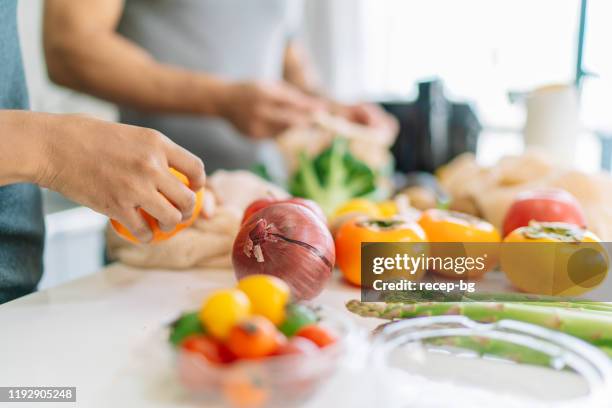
(241, 198), (326, 225)
(233, 203), (335, 300)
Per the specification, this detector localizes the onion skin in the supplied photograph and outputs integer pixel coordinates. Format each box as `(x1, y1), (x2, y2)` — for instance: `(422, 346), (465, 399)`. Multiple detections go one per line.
(241, 198), (327, 225)
(233, 203), (335, 300)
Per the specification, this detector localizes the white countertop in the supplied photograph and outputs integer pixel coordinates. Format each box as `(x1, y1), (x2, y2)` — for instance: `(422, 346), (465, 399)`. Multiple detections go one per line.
(0, 266), (372, 408)
(0, 266), (597, 408)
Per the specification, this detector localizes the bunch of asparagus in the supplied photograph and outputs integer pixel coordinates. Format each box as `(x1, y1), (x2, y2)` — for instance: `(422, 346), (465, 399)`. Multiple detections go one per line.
(346, 294), (612, 365)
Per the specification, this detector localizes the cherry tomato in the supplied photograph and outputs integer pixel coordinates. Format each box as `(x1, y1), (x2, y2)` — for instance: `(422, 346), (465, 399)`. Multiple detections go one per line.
(278, 304), (318, 337)
(181, 335), (235, 365)
(274, 336), (319, 356)
(333, 199), (382, 219)
(502, 188), (586, 237)
(242, 198), (326, 224)
(295, 324), (338, 348)
(418, 209), (500, 279)
(227, 317), (286, 359)
(501, 221), (607, 296)
(335, 217), (427, 286)
(237, 275), (290, 325)
(377, 200), (399, 218)
(200, 289), (251, 339)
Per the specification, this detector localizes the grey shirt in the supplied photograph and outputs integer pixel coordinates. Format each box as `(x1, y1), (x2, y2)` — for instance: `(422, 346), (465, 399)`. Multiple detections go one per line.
(0, 0), (45, 303)
(118, 0), (303, 172)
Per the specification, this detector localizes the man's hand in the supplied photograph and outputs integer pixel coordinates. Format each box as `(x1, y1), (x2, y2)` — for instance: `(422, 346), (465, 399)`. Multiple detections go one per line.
(282, 42), (399, 136)
(339, 103), (399, 135)
(0, 111), (205, 243)
(220, 81), (324, 139)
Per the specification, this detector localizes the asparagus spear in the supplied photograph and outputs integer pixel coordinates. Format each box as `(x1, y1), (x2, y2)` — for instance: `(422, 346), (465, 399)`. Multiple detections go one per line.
(385, 289), (612, 306)
(384, 291), (612, 314)
(510, 301), (612, 314)
(346, 300), (612, 346)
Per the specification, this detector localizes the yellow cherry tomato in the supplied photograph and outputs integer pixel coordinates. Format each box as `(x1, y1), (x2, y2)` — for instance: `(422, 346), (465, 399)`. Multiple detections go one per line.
(335, 217), (427, 286)
(377, 201), (399, 218)
(200, 289), (251, 339)
(237, 275), (290, 325)
(333, 199), (382, 219)
(501, 222), (608, 296)
(418, 209), (500, 279)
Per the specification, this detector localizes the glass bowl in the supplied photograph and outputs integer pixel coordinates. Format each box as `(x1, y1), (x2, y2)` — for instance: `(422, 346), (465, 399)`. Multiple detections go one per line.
(176, 306), (353, 408)
(369, 316), (612, 407)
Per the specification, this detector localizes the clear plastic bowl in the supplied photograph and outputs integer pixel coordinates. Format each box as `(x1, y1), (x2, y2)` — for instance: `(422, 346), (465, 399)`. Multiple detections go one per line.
(176, 306), (352, 408)
(369, 316), (612, 407)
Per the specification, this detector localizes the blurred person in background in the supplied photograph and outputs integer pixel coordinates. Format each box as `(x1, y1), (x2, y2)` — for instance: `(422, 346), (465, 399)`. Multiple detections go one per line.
(0, 0), (206, 303)
(43, 0), (397, 172)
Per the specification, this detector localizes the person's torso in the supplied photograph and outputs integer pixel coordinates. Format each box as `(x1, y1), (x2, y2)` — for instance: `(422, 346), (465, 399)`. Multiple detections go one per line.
(0, 0), (45, 303)
(118, 0), (303, 171)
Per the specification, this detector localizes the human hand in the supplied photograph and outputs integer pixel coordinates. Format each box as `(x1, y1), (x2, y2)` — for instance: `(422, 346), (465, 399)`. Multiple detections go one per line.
(37, 114), (206, 243)
(220, 81), (324, 139)
(339, 103), (399, 135)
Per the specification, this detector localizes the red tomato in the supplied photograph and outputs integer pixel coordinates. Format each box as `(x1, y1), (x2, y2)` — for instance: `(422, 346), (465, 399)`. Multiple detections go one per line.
(274, 337), (319, 356)
(227, 317), (286, 359)
(295, 325), (338, 348)
(181, 335), (235, 365)
(502, 189), (586, 237)
(242, 198), (326, 224)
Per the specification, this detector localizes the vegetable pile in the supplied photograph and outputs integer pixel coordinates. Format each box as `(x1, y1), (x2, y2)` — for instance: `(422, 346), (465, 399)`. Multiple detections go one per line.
(331, 190), (606, 299)
(170, 274), (338, 364)
(334, 208), (502, 286)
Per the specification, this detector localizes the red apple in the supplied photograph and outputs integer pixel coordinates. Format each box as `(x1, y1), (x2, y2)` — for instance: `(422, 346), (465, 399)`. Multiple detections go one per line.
(502, 188), (586, 237)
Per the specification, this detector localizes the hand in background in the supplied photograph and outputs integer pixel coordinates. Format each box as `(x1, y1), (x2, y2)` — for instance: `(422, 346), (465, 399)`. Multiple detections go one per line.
(339, 103), (399, 135)
(220, 81), (324, 139)
(32, 113), (206, 243)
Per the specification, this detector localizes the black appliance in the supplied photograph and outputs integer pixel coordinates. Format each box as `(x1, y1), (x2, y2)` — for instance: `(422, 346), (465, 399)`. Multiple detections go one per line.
(382, 79), (482, 173)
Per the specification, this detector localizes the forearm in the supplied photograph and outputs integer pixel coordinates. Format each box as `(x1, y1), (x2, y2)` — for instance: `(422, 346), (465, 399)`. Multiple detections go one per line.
(45, 33), (229, 116)
(44, 0), (229, 116)
(0, 111), (49, 186)
(0, 109), (207, 242)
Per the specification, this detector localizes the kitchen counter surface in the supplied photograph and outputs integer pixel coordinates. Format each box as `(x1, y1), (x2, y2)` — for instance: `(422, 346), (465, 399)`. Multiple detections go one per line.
(0, 265), (595, 407)
(0, 265), (374, 407)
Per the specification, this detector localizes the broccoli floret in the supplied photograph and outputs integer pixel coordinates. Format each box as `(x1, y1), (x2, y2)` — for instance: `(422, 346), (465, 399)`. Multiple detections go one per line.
(289, 138), (377, 216)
